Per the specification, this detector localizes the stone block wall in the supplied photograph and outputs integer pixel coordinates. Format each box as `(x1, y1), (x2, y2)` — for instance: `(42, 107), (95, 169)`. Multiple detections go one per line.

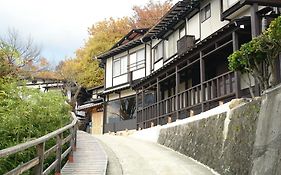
(158, 100), (261, 175)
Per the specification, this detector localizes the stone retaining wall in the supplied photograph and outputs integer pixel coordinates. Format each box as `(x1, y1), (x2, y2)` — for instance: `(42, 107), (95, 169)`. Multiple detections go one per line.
(158, 100), (261, 174)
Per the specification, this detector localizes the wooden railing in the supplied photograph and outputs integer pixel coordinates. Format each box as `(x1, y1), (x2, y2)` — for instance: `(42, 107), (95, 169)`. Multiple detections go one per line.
(178, 84), (202, 109)
(137, 71), (236, 128)
(0, 112), (78, 175)
(159, 94), (177, 116)
(202, 71), (235, 102)
(142, 103), (157, 123)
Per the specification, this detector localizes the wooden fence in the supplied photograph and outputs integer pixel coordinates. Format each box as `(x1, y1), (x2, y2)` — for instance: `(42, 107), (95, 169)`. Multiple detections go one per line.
(0, 112), (78, 175)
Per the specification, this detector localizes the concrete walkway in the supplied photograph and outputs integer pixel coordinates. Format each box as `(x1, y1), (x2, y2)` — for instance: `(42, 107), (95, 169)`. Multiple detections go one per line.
(96, 135), (216, 175)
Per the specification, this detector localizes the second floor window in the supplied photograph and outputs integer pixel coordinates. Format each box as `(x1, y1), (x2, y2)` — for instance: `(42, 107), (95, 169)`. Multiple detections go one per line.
(113, 55), (127, 77)
(201, 4), (211, 22)
(129, 49), (145, 71)
(167, 32), (179, 59)
(153, 42), (164, 63)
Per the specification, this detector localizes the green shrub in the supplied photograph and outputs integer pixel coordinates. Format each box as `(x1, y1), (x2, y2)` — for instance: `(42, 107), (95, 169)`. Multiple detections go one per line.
(0, 77), (71, 174)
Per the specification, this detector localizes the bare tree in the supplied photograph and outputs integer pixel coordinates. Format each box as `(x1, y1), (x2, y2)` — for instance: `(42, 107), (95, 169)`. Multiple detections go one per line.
(0, 29), (41, 76)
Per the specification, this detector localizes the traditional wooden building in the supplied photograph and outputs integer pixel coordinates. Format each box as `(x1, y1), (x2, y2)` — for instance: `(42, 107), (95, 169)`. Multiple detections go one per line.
(97, 28), (150, 132)
(99, 0), (281, 132)
(76, 86), (104, 135)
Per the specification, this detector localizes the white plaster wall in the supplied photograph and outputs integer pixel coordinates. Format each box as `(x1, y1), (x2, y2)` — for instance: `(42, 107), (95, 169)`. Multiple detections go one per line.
(152, 39), (161, 48)
(106, 57), (113, 88)
(113, 51), (127, 59)
(133, 68), (145, 80)
(113, 74), (128, 86)
(129, 44), (145, 54)
(200, 0), (229, 40)
(187, 13), (200, 40)
(154, 59), (164, 72)
(120, 89), (136, 98)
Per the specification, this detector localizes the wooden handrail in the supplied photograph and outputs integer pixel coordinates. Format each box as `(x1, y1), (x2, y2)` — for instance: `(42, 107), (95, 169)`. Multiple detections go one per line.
(0, 112), (78, 175)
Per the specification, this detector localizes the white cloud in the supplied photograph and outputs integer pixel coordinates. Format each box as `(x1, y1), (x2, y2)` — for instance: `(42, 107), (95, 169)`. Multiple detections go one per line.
(0, 0), (178, 65)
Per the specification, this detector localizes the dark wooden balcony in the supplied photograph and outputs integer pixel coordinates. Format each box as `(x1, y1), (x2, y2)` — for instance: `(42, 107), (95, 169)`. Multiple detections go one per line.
(137, 71), (236, 129)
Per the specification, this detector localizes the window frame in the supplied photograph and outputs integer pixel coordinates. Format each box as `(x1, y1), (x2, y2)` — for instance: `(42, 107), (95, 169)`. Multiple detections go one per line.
(201, 3), (211, 23)
(105, 95), (137, 124)
(152, 41), (164, 63)
(113, 55), (128, 78)
(129, 48), (146, 71)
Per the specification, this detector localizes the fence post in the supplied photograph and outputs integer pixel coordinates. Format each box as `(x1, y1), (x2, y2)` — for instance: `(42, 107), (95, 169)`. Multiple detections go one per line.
(55, 133), (63, 175)
(74, 124), (78, 150)
(69, 127), (75, 163)
(34, 142), (45, 175)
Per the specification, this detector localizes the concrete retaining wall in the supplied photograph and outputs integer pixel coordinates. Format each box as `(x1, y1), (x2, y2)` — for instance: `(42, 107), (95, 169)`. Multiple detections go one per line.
(251, 85), (281, 175)
(158, 100), (261, 174)
(158, 84), (281, 175)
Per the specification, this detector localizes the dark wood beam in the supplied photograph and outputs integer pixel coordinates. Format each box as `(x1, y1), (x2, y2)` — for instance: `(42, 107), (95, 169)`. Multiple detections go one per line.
(156, 78), (160, 125)
(250, 3), (261, 96)
(232, 32), (241, 98)
(200, 51), (205, 112)
(175, 66), (180, 119)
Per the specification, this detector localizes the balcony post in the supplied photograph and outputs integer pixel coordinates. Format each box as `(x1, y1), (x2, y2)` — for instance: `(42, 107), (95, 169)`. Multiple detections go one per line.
(232, 32), (241, 98)
(175, 66), (180, 120)
(251, 3), (261, 96)
(136, 89), (139, 128)
(157, 78), (160, 125)
(250, 3), (260, 38)
(141, 87), (144, 128)
(200, 51), (205, 112)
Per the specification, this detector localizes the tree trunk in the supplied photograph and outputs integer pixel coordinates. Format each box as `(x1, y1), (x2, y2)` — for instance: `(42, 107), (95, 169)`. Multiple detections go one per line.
(270, 57), (279, 87)
(70, 85), (82, 111)
(247, 73), (255, 99)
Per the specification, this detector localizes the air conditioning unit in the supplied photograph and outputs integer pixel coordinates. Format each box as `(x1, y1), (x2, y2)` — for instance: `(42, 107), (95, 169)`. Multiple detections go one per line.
(177, 35), (195, 56)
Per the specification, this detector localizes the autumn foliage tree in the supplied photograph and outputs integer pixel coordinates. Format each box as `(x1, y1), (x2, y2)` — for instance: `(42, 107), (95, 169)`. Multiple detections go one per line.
(57, 0), (173, 107)
(131, 0), (172, 28)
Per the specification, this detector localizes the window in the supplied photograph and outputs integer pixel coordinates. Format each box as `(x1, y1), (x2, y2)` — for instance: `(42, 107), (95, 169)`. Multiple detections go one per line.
(167, 32), (179, 59)
(106, 96), (136, 124)
(113, 59), (120, 76)
(201, 4), (211, 22)
(120, 56), (127, 74)
(113, 56), (127, 77)
(153, 42), (164, 62)
(129, 49), (145, 71)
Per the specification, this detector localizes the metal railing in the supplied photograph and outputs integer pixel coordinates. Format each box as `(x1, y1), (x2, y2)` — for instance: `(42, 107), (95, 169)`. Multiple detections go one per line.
(0, 112), (78, 175)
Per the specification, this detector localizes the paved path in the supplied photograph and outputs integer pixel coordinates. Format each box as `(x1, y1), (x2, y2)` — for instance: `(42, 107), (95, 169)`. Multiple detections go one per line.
(96, 135), (216, 175)
(62, 131), (107, 175)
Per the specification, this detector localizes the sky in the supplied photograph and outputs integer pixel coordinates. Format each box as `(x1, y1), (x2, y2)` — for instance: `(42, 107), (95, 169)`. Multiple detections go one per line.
(0, 0), (177, 66)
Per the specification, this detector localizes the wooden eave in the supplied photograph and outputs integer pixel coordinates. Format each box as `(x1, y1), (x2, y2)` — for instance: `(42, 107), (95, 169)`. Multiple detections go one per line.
(142, 0), (200, 41)
(242, 0), (281, 7)
(111, 28), (149, 49)
(97, 28), (149, 60)
(222, 0), (281, 20)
